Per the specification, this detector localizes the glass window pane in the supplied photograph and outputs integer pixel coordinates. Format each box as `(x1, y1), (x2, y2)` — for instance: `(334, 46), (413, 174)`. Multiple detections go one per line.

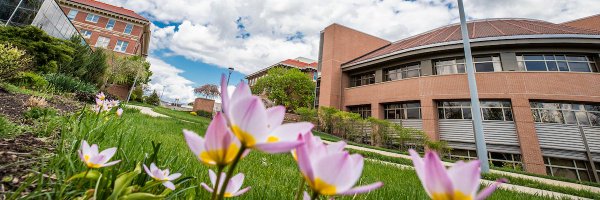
(438, 108), (445, 119)
(462, 108), (472, 119)
(407, 108), (420, 119)
(546, 61), (558, 71)
(544, 55), (555, 60)
(405, 69), (420, 78)
(588, 112), (600, 126)
(388, 73), (396, 81)
(555, 55), (567, 61)
(474, 56), (492, 62)
(457, 64), (466, 73)
(576, 111), (590, 126)
(481, 101), (501, 107)
(396, 109), (405, 119)
(385, 110), (395, 119)
(524, 55), (544, 60)
(475, 62), (495, 72)
(437, 65), (456, 75)
(504, 109), (513, 121)
(406, 103), (420, 108)
(445, 108), (462, 119)
(568, 62), (591, 72)
(557, 62), (569, 71)
(525, 61), (547, 71)
(585, 105), (600, 112)
(563, 111), (577, 124)
(566, 56), (587, 62)
(483, 108), (504, 120)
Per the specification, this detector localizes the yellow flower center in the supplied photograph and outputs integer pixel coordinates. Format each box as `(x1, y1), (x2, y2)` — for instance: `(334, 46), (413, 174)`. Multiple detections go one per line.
(199, 143), (240, 165)
(431, 191), (473, 200)
(84, 154), (90, 162)
(311, 177), (337, 196)
(231, 125), (257, 147)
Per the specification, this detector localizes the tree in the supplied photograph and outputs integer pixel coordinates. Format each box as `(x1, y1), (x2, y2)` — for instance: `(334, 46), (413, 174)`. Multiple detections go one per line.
(0, 43), (31, 82)
(59, 36), (108, 86)
(251, 67), (315, 111)
(146, 90), (160, 106)
(104, 52), (152, 88)
(194, 84), (220, 99)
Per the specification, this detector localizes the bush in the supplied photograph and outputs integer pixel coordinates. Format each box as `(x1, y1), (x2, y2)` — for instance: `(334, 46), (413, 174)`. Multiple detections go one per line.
(295, 107), (317, 123)
(145, 90), (160, 106)
(23, 107), (58, 121)
(44, 73), (98, 93)
(0, 115), (21, 138)
(0, 43), (31, 82)
(196, 110), (212, 118)
(12, 72), (49, 89)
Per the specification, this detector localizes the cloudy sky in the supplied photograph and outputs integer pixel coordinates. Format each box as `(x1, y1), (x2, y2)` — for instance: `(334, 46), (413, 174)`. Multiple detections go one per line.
(100, 0), (600, 103)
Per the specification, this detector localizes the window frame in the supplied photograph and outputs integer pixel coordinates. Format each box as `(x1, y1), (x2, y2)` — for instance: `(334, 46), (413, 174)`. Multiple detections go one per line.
(530, 101), (600, 126)
(81, 30), (92, 38)
(434, 55), (502, 75)
(437, 100), (514, 121)
(348, 105), (372, 119)
(383, 63), (421, 81)
(95, 36), (110, 48)
(85, 13), (100, 23)
(383, 102), (422, 120)
(124, 24), (133, 34)
(67, 9), (78, 20)
(106, 19), (116, 30)
(114, 40), (129, 53)
(349, 71), (376, 87)
(517, 54), (597, 72)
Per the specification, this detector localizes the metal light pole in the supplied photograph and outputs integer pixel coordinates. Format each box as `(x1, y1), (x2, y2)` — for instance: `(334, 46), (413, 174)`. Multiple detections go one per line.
(227, 67), (235, 85)
(458, 0), (490, 173)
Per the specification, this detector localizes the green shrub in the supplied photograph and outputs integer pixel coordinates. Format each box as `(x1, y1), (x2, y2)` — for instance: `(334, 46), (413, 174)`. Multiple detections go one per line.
(295, 107), (317, 123)
(0, 115), (21, 138)
(23, 107), (58, 120)
(12, 72), (49, 89)
(0, 43), (31, 82)
(196, 110), (213, 118)
(145, 90), (160, 106)
(44, 73), (98, 93)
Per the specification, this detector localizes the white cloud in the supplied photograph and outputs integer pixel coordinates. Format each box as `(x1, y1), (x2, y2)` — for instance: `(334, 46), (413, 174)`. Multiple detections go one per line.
(101, 0), (600, 75)
(146, 57), (196, 103)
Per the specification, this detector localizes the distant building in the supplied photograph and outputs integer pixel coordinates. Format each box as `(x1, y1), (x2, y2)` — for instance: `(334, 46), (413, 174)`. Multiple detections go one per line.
(1, 0), (82, 40)
(317, 17), (600, 182)
(57, 0), (150, 57)
(245, 57), (318, 86)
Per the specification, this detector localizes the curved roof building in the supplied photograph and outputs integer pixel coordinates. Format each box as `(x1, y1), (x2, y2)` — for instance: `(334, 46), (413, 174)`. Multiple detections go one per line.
(317, 17), (600, 182)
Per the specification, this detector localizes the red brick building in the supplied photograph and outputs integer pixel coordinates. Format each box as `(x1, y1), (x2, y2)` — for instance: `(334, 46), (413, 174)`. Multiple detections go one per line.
(246, 57), (318, 86)
(318, 17), (600, 182)
(58, 0), (150, 57)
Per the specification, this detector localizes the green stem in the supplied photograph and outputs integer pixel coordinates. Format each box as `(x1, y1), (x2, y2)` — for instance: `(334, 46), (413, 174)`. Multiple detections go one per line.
(310, 190), (319, 200)
(77, 168), (91, 189)
(294, 178), (306, 200)
(210, 166), (225, 200)
(216, 145), (247, 200)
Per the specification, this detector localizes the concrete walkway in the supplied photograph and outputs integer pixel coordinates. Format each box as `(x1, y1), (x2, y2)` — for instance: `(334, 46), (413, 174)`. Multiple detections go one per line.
(323, 141), (600, 194)
(368, 159), (591, 200)
(125, 105), (169, 118)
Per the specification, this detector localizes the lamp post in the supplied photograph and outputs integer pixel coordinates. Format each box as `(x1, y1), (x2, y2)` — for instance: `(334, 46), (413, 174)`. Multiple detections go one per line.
(227, 67), (235, 85)
(458, 0), (490, 173)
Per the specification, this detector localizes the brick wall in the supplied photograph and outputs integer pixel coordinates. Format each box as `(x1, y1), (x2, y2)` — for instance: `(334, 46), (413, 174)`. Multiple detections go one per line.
(193, 98), (215, 113)
(106, 84), (130, 100)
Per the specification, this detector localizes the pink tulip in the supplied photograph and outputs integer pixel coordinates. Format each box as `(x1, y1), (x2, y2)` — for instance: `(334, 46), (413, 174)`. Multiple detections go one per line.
(219, 74), (313, 153)
(116, 108), (123, 117)
(295, 133), (382, 196)
(143, 163), (182, 190)
(183, 112), (243, 166)
(78, 140), (120, 168)
(409, 149), (506, 200)
(96, 92), (106, 101)
(201, 169), (250, 198)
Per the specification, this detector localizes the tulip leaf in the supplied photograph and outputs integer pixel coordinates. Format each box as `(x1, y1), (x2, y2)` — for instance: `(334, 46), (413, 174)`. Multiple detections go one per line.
(109, 163), (142, 199)
(67, 170), (101, 182)
(118, 192), (165, 200)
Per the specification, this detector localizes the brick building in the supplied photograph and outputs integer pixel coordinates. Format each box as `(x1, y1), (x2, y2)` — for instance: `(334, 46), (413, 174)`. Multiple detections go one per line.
(246, 57), (318, 86)
(58, 0), (150, 57)
(317, 17), (600, 182)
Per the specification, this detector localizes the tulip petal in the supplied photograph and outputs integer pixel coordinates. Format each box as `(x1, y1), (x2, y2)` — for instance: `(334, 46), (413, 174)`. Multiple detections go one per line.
(226, 173), (245, 194)
(475, 179), (507, 200)
(183, 129), (206, 157)
(326, 141), (346, 153)
(90, 144), (99, 156)
(81, 140), (91, 155)
(102, 160), (120, 167)
(168, 173), (182, 180)
(98, 147), (117, 164)
(313, 152), (356, 194)
(208, 169), (217, 186)
(303, 191), (310, 200)
(232, 187), (250, 197)
(230, 97), (269, 145)
(266, 106), (285, 131)
(339, 182), (383, 195)
(143, 164), (152, 177)
(423, 151), (453, 196)
(296, 134), (314, 181)
(254, 141), (304, 153)
(201, 182), (213, 192)
(269, 122), (314, 142)
(163, 181), (175, 190)
(204, 113), (230, 151)
(448, 160), (481, 197)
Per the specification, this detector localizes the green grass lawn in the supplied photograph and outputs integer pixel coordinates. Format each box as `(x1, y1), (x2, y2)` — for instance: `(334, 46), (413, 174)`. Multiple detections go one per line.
(14, 106), (563, 199)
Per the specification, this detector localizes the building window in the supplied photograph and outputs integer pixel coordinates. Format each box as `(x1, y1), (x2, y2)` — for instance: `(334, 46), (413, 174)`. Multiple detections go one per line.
(95, 36), (110, 48)
(435, 55), (502, 75)
(81, 30), (92, 38)
(384, 102), (421, 119)
(114, 40), (129, 52)
(544, 157), (594, 182)
(350, 71), (375, 87)
(384, 63), (420, 81)
(106, 19), (115, 30)
(124, 24), (133, 34)
(448, 149), (523, 170)
(517, 54), (598, 72)
(530, 102), (600, 126)
(437, 100), (513, 121)
(67, 9), (78, 20)
(85, 14), (100, 23)
(348, 105), (371, 119)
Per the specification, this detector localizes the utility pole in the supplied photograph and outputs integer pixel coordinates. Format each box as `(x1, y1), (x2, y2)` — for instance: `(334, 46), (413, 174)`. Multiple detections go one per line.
(458, 0), (490, 173)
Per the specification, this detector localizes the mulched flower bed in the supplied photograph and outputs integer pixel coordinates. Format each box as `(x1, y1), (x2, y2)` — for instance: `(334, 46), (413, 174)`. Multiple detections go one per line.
(0, 88), (83, 122)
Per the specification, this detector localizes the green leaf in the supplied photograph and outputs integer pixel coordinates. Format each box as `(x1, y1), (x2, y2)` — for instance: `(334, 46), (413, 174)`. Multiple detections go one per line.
(67, 170), (101, 182)
(109, 163), (142, 199)
(118, 193), (165, 200)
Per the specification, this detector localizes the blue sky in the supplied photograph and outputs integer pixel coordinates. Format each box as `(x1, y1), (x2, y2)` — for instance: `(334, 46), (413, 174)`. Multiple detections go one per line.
(101, 0), (600, 103)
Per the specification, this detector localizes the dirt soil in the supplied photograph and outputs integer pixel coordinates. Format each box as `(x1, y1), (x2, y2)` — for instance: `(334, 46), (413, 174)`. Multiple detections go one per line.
(0, 88), (82, 122)
(0, 133), (54, 195)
